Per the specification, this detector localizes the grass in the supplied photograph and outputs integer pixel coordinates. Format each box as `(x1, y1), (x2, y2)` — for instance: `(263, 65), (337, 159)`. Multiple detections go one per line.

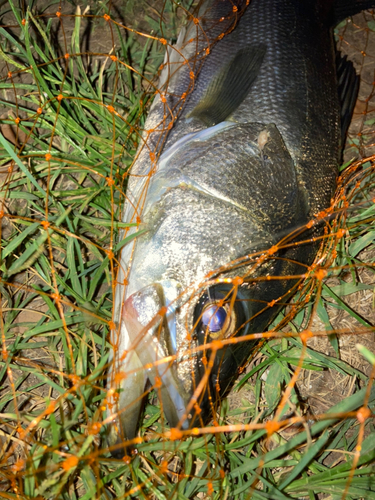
(0, 1), (374, 499)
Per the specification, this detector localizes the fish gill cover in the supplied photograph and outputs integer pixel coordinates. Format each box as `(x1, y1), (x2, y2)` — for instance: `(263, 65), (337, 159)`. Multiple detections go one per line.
(0, 1), (374, 499)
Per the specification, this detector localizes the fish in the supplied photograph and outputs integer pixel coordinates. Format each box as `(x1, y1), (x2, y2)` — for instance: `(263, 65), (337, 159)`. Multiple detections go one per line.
(106, 0), (374, 456)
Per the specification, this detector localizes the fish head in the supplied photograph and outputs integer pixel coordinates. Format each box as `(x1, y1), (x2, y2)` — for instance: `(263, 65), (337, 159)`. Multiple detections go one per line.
(107, 122), (307, 455)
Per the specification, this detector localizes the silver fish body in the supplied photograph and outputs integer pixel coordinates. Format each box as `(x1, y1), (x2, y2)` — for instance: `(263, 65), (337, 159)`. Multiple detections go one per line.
(107, 0), (368, 454)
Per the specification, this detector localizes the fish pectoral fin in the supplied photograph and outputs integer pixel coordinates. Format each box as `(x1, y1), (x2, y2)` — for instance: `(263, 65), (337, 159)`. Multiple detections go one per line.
(336, 53), (359, 145)
(187, 44), (267, 127)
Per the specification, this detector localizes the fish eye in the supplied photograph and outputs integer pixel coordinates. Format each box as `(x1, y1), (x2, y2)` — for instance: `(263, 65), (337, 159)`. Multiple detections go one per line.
(193, 286), (246, 342)
(202, 304), (228, 333)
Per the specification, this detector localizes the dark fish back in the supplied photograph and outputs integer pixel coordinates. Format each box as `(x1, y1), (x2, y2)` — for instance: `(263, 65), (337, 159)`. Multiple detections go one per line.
(165, 0), (342, 218)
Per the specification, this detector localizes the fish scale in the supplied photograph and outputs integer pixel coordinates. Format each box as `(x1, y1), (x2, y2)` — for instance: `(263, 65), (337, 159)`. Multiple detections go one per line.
(164, 0), (340, 215)
(107, 0), (374, 456)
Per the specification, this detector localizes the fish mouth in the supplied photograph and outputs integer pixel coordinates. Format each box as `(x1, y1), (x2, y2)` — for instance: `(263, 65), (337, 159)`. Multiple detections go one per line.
(123, 285), (191, 429)
(107, 282), (195, 456)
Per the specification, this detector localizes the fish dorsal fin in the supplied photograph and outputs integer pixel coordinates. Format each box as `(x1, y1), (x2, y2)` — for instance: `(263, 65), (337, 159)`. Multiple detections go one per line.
(187, 45), (266, 126)
(336, 53), (360, 144)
